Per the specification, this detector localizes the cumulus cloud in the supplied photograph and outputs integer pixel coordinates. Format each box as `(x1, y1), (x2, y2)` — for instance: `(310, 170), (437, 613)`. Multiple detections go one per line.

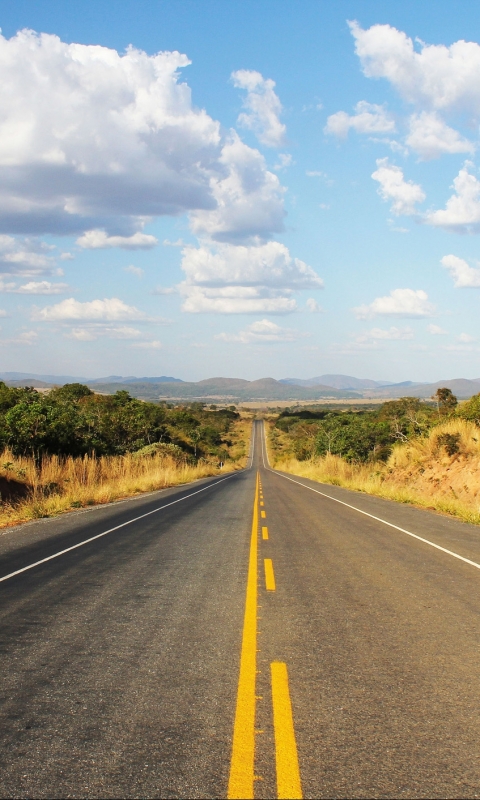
(189, 133), (285, 244)
(406, 112), (474, 160)
(356, 326), (414, 341)
(77, 230), (158, 250)
(0, 29), (228, 236)
(35, 297), (149, 322)
(179, 241), (323, 314)
(372, 158), (425, 215)
(426, 164), (480, 232)
(427, 323), (448, 334)
(231, 70), (286, 147)
(325, 101), (395, 138)
(216, 318), (306, 344)
(354, 288), (435, 319)
(0, 235), (56, 276)
(441, 253), (480, 286)
(458, 332), (476, 342)
(350, 21), (480, 114)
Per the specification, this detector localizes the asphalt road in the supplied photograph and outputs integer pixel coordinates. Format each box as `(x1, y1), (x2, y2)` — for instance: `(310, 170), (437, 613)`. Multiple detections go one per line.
(2, 420), (480, 797)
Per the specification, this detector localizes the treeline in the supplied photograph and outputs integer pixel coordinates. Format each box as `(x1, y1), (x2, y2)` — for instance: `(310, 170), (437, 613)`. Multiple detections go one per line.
(271, 389), (480, 463)
(0, 382), (240, 461)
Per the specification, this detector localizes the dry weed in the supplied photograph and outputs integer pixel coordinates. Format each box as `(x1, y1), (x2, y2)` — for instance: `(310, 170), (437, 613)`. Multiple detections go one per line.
(0, 445), (246, 529)
(272, 419), (480, 526)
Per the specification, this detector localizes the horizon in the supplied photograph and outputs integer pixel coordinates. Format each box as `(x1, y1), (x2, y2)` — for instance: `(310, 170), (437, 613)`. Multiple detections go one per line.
(0, 1), (480, 381)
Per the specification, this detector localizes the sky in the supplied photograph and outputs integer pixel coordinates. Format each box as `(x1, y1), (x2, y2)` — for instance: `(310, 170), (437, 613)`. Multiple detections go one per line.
(1, 1), (480, 382)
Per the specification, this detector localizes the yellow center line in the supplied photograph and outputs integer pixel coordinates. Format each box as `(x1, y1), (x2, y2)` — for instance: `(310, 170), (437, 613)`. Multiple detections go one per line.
(271, 662), (302, 799)
(228, 472), (259, 799)
(260, 501), (264, 506)
(261, 510), (266, 519)
(264, 558), (276, 591)
(262, 526), (269, 540)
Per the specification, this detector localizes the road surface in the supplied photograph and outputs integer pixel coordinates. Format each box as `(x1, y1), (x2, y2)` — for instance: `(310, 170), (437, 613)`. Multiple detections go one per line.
(2, 420), (480, 798)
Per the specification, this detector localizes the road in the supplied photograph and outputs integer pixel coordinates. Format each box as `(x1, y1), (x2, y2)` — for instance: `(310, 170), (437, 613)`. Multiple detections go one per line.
(2, 420), (480, 797)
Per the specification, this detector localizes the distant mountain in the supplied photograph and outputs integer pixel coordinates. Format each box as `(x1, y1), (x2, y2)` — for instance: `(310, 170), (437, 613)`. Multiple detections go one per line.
(87, 377), (359, 402)
(0, 371), (87, 384)
(371, 378), (480, 399)
(281, 374), (394, 390)
(0, 372), (184, 386)
(88, 375), (183, 385)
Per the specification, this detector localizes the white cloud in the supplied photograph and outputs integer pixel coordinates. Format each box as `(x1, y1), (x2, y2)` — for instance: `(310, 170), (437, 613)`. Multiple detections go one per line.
(0, 30), (233, 236)
(372, 158), (425, 216)
(189, 133), (285, 244)
(179, 240), (323, 314)
(231, 70), (286, 147)
(124, 265), (144, 278)
(441, 254), (480, 287)
(216, 319), (306, 344)
(325, 101), (395, 138)
(356, 325), (414, 341)
(66, 325), (143, 341)
(458, 332), (476, 342)
(350, 21), (480, 114)
(68, 328), (97, 341)
(0, 235), (56, 276)
(0, 277), (68, 293)
(274, 153), (293, 171)
(0, 330), (38, 346)
(60, 252), (74, 261)
(181, 286), (297, 315)
(354, 288), (435, 319)
(406, 112), (474, 160)
(426, 164), (480, 232)
(163, 238), (185, 247)
(131, 340), (162, 349)
(77, 230), (158, 250)
(306, 298), (322, 313)
(35, 297), (148, 322)
(427, 323), (448, 335)
(16, 281), (69, 294)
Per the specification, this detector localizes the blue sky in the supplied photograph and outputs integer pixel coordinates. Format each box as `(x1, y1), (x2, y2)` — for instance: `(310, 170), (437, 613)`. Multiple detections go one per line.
(1, 0), (480, 381)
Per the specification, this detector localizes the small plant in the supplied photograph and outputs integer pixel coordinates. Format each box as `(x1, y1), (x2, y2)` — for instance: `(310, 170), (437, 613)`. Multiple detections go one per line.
(437, 432), (461, 456)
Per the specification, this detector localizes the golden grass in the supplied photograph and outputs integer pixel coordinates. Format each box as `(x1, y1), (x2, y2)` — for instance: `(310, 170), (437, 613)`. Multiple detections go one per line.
(271, 418), (480, 526)
(0, 417), (252, 529)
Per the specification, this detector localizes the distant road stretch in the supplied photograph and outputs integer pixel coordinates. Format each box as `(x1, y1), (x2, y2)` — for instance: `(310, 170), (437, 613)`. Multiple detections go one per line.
(2, 420), (480, 798)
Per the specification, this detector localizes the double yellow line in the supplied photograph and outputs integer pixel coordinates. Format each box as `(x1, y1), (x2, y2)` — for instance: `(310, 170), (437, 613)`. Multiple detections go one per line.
(228, 472), (302, 799)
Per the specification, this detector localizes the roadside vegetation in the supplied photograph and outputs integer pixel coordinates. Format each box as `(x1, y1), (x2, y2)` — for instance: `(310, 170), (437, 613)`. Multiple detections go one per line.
(0, 382), (251, 527)
(267, 389), (480, 525)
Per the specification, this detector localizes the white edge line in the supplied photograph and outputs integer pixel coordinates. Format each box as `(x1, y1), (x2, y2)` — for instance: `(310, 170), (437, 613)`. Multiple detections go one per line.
(261, 421), (480, 572)
(0, 471), (241, 585)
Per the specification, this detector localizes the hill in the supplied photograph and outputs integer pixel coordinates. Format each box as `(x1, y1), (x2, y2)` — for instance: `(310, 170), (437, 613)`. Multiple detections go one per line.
(281, 374), (392, 390)
(86, 377), (358, 402)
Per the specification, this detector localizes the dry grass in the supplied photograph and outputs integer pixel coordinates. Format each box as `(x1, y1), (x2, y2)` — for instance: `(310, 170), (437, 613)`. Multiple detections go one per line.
(271, 418), (480, 526)
(0, 419), (252, 529)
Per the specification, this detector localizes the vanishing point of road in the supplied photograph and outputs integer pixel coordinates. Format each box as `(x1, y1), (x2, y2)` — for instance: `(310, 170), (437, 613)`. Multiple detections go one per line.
(2, 420), (480, 798)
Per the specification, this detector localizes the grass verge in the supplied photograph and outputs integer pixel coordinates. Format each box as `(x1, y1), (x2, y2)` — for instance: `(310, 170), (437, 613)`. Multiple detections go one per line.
(268, 418), (480, 526)
(0, 417), (252, 529)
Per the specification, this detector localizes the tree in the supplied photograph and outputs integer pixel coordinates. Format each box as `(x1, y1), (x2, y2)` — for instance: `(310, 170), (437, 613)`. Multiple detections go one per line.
(433, 387), (457, 416)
